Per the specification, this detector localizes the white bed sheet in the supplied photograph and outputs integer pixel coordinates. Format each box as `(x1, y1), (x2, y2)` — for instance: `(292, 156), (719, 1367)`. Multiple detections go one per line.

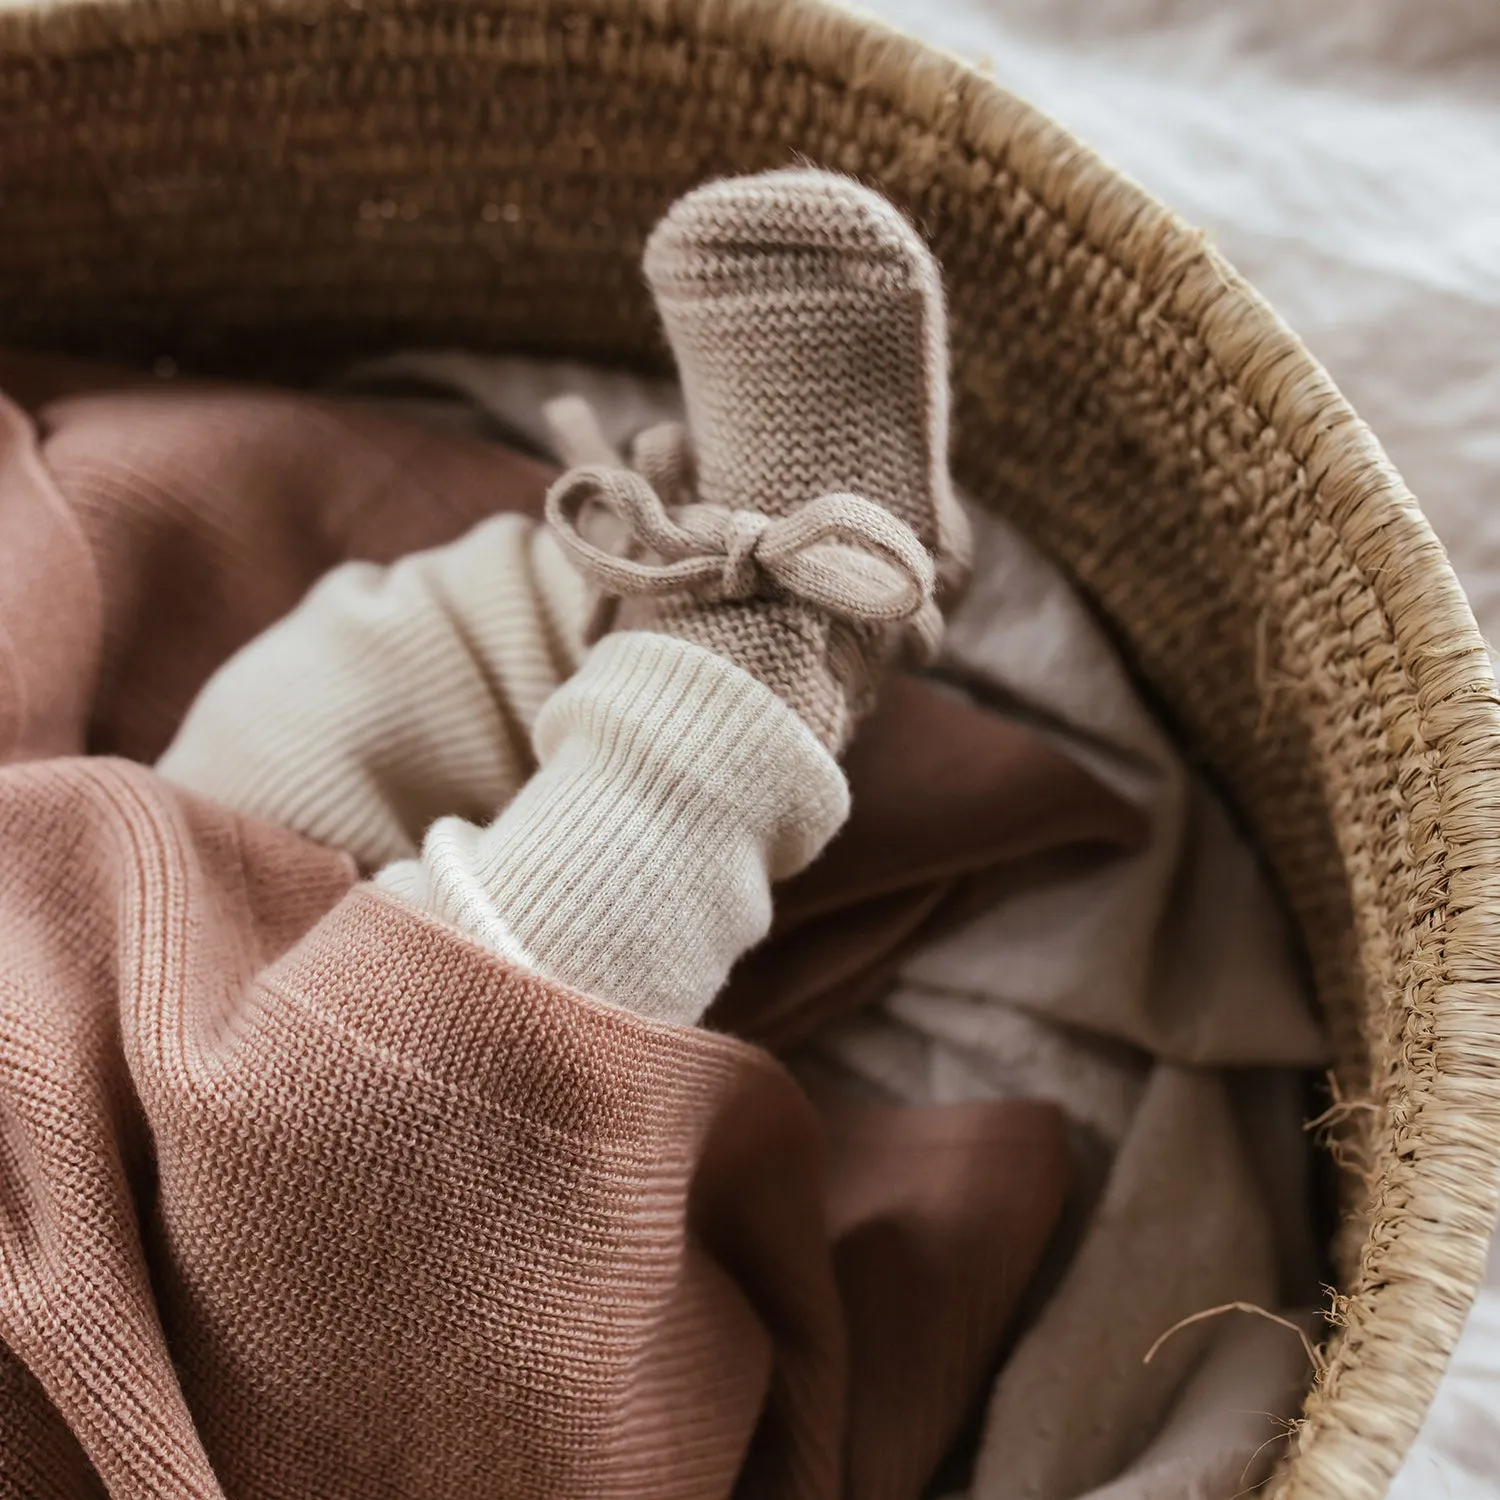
(852, 0), (1500, 1492)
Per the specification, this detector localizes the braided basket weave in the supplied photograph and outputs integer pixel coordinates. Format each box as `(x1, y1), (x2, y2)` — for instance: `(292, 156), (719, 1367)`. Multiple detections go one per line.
(2, 0), (1498, 1492)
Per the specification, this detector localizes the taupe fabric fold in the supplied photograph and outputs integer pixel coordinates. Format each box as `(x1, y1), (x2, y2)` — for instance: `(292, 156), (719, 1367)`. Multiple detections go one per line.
(335, 350), (1329, 1500)
(713, 672), (1149, 1050)
(822, 1097), (1074, 1500)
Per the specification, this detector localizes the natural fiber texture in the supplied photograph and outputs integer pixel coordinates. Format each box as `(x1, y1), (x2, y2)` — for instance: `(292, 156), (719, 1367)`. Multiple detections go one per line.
(547, 466), (936, 629)
(639, 168), (969, 577)
(569, 168), (961, 752)
(0, 0), (1497, 1494)
(544, 449), (937, 750)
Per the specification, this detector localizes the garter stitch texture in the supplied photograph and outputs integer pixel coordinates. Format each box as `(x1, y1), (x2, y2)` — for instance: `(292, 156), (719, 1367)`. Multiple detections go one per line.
(611, 168), (970, 754)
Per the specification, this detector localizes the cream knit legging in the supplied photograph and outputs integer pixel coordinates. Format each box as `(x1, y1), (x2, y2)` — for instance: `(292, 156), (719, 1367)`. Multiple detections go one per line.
(158, 514), (849, 1027)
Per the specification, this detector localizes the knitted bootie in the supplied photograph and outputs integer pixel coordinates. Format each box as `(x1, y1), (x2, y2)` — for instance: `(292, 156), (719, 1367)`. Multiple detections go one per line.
(546, 168), (969, 754)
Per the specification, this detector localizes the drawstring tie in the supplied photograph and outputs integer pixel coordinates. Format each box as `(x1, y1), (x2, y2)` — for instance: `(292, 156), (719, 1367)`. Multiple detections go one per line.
(542, 394), (942, 658)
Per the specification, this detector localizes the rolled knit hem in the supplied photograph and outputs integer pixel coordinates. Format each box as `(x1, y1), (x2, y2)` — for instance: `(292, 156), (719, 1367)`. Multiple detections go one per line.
(531, 632), (851, 880)
(379, 631), (850, 1027)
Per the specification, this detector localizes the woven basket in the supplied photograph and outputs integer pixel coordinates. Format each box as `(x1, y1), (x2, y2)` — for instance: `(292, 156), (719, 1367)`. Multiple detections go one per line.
(2, 0), (1498, 1492)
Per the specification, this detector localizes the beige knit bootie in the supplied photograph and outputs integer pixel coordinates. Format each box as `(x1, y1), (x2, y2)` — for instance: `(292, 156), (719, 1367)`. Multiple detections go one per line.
(545, 168), (970, 753)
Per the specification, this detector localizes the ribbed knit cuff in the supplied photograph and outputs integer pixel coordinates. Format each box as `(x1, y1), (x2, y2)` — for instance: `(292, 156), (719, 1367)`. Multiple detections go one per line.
(377, 631), (850, 1027)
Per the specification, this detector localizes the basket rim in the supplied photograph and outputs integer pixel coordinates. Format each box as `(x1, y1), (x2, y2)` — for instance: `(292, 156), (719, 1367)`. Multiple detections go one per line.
(5, 0), (1500, 1492)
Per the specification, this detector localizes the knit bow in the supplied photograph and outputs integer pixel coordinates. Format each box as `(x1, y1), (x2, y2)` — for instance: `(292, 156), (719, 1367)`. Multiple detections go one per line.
(542, 400), (939, 645)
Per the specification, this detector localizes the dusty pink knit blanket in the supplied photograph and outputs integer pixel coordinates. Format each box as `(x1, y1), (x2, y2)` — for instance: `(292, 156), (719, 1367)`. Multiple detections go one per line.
(0, 356), (1142, 1499)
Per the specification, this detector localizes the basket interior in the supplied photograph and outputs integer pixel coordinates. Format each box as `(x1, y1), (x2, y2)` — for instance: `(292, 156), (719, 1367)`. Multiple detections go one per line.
(3, 0), (1499, 1493)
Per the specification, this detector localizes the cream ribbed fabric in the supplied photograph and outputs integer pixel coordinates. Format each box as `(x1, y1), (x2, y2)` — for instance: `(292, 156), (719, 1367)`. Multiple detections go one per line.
(379, 630), (849, 1026)
(158, 514), (590, 869)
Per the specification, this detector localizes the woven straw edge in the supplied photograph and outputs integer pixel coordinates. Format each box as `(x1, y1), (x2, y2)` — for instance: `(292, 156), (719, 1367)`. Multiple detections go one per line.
(4, 0), (1500, 1492)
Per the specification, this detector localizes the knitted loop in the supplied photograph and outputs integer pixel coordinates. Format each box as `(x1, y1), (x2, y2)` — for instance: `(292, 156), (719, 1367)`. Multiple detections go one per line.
(720, 510), (771, 596)
(544, 436), (937, 632)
